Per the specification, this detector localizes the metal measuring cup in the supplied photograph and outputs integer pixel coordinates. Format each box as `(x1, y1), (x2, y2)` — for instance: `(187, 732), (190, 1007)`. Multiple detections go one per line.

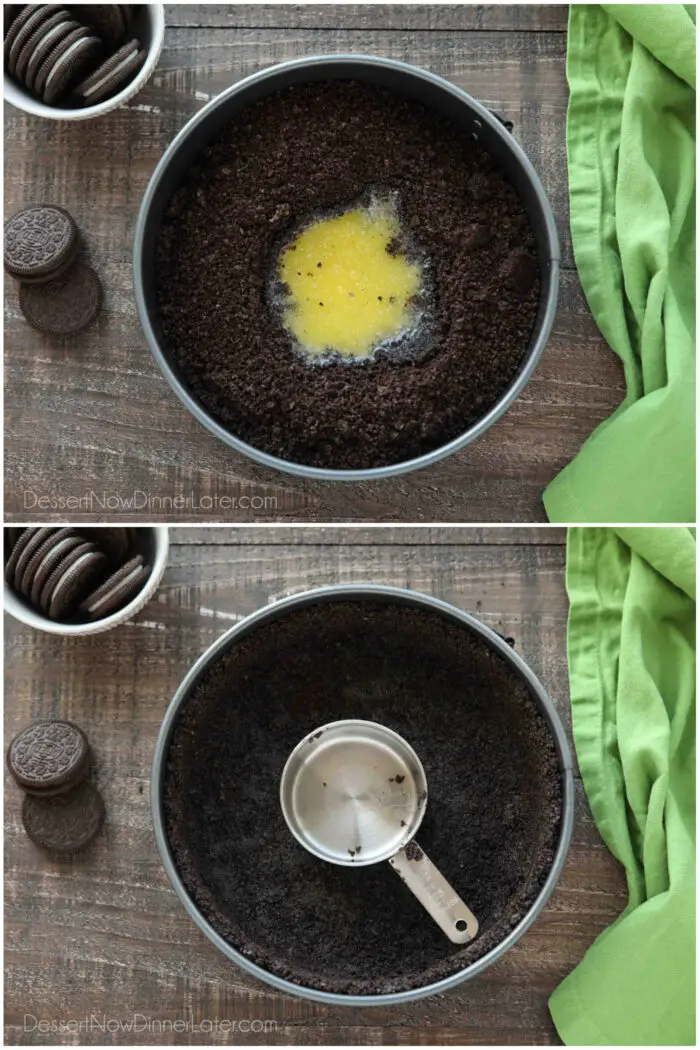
(280, 719), (479, 944)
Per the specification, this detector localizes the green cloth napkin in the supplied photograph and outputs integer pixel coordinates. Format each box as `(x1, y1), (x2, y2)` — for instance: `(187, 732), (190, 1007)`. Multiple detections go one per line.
(549, 526), (696, 1045)
(543, 4), (696, 523)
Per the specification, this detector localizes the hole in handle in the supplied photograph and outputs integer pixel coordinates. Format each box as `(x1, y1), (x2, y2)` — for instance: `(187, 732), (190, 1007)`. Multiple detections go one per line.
(455, 919), (468, 932)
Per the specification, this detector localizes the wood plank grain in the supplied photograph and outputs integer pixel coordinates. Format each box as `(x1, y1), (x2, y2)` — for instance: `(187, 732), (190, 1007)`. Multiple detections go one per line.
(4, 533), (626, 1046)
(167, 526), (567, 545)
(4, 20), (624, 523)
(167, 5), (570, 32)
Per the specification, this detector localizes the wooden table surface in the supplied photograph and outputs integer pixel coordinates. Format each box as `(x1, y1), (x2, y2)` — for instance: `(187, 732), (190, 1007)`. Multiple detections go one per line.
(4, 526), (627, 1046)
(4, 5), (625, 524)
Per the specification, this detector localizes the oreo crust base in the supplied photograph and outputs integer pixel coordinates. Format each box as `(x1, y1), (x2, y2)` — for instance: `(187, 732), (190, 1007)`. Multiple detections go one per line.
(155, 80), (541, 471)
(163, 601), (563, 996)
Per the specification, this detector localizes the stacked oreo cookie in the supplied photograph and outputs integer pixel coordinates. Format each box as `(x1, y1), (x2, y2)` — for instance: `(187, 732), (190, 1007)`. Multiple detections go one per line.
(5, 203), (102, 334)
(4, 5), (147, 108)
(4, 526), (153, 623)
(7, 720), (105, 853)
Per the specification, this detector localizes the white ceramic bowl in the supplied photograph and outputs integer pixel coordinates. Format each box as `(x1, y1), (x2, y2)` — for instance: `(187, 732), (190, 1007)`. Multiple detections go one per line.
(4, 526), (169, 636)
(4, 4), (164, 120)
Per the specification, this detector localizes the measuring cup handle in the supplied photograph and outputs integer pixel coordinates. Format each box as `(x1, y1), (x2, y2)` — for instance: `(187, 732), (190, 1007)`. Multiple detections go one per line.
(389, 843), (479, 944)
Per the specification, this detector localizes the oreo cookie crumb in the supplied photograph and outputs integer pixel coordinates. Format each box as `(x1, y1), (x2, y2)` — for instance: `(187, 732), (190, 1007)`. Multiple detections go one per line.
(164, 600), (562, 995)
(156, 80), (540, 470)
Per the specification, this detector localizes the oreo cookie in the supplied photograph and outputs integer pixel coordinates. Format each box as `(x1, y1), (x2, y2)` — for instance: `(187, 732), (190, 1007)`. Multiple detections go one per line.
(6, 526), (57, 590)
(4, 6), (23, 35)
(4, 527), (37, 584)
(13, 7), (71, 85)
(79, 554), (148, 620)
(24, 14), (81, 94)
(22, 781), (105, 854)
(4, 4), (56, 78)
(30, 532), (86, 605)
(34, 24), (102, 105)
(18, 525), (77, 598)
(97, 526), (132, 564)
(32, 22), (91, 98)
(4, 526), (24, 554)
(42, 543), (108, 620)
(7, 720), (90, 796)
(4, 6), (32, 61)
(4, 204), (79, 284)
(71, 4), (127, 47)
(37, 539), (95, 611)
(73, 37), (145, 106)
(19, 262), (103, 335)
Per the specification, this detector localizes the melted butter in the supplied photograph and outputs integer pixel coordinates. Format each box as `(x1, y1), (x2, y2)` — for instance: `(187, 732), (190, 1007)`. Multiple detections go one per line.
(277, 193), (424, 360)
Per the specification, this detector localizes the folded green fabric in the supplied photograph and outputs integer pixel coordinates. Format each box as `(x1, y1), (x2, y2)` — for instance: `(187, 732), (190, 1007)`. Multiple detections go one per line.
(550, 527), (696, 1045)
(543, 4), (696, 523)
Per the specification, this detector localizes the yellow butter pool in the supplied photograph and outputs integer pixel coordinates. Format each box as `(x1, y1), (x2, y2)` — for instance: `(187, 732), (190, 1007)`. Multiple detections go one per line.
(277, 192), (425, 360)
